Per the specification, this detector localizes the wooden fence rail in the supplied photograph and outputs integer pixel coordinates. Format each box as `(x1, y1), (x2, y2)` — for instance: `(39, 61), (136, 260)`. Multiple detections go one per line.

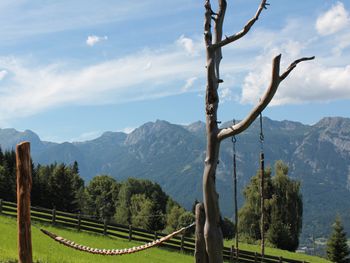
(0, 199), (308, 263)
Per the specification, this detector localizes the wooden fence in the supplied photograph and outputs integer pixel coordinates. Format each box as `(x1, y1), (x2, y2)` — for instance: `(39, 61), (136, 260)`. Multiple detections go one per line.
(0, 199), (308, 263)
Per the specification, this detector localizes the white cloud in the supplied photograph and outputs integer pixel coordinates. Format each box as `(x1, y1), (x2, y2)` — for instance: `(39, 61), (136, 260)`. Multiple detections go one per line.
(86, 35), (108, 46)
(0, 1), (194, 42)
(240, 41), (350, 106)
(177, 35), (201, 56)
(0, 37), (204, 124)
(122, 127), (135, 134)
(0, 69), (7, 80)
(316, 2), (350, 36)
(70, 130), (103, 142)
(181, 77), (197, 92)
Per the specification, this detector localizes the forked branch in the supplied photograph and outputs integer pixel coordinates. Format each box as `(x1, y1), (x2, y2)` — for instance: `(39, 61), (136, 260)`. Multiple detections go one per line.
(211, 0), (269, 50)
(217, 54), (315, 141)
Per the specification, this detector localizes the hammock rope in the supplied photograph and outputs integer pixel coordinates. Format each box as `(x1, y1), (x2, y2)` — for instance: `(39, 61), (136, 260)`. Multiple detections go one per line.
(40, 222), (195, 256)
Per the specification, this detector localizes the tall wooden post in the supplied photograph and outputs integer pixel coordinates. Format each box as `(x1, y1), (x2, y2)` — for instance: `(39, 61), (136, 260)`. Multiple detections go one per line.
(16, 142), (33, 263)
(195, 203), (208, 263)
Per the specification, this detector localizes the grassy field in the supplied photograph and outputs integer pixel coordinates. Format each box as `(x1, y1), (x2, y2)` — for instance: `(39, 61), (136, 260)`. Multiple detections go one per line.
(1, 213), (331, 263)
(223, 240), (331, 263)
(0, 215), (193, 263)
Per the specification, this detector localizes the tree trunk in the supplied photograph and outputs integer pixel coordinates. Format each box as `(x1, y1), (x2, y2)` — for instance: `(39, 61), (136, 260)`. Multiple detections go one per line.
(16, 142), (33, 263)
(195, 203), (208, 263)
(194, 1), (314, 262)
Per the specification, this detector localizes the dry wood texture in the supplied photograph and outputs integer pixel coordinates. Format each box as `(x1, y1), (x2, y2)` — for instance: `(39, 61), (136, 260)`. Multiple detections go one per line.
(197, 0), (314, 262)
(16, 141), (33, 263)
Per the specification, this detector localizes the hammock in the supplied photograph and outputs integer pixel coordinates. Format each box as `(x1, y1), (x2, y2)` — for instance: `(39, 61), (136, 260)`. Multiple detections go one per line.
(40, 222), (195, 256)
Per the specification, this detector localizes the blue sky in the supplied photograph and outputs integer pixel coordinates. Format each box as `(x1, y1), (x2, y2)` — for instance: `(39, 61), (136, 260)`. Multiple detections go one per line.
(0, 0), (349, 142)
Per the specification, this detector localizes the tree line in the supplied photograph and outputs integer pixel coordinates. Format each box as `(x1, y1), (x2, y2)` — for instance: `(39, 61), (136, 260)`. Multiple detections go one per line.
(4, 146), (347, 258)
(0, 147), (233, 236)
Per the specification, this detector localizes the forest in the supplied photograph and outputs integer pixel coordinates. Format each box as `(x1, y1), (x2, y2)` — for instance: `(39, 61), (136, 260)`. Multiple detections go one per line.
(0, 147), (304, 250)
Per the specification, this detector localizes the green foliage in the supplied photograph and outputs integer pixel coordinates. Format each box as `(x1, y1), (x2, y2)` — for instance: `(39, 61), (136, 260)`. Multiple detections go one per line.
(165, 205), (186, 233)
(0, 151), (190, 234)
(239, 160), (303, 251)
(267, 161), (303, 251)
(115, 178), (168, 231)
(221, 217), (235, 240)
(85, 175), (119, 220)
(130, 194), (155, 230)
(31, 162), (84, 212)
(238, 167), (273, 241)
(326, 216), (350, 263)
(0, 148), (16, 202)
(178, 211), (195, 236)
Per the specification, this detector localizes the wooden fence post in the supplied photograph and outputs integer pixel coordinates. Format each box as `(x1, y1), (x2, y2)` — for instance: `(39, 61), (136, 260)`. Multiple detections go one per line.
(52, 207), (56, 225)
(103, 218), (107, 235)
(154, 231), (158, 240)
(254, 252), (257, 262)
(16, 142), (33, 263)
(0, 199), (3, 214)
(230, 245), (234, 262)
(128, 225), (132, 241)
(279, 256), (283, 263)
(77, 211), (81, 231)
(180, 234), (184, 253)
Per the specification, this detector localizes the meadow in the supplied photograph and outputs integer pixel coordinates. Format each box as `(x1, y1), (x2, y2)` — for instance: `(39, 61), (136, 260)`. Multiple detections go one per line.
(0, 214), (331, 263)
(0, 215), (192, 263)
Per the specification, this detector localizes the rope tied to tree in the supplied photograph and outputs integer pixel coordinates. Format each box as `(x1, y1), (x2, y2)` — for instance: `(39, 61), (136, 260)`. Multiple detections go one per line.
(259, 112), (265, 257)
(231, 119), (239, 258)
(40, 222), (195, 256)
(259, 113), (264, 151)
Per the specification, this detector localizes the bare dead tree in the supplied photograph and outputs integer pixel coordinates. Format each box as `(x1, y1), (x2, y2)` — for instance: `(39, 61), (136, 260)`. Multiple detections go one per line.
(196, 1), (314, 262)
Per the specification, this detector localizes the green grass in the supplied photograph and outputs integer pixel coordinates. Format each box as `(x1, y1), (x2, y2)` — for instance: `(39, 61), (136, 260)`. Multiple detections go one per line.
(0, 215), (193, 263)
(0, 213), (331, 263)
(224, 240), (331, 263)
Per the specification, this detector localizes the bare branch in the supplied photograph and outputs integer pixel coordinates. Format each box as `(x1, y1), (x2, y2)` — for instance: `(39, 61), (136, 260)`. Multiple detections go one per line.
(280, 56), (315, 80)
(211, 0), (268, 50)
(217, 54), (315, 141)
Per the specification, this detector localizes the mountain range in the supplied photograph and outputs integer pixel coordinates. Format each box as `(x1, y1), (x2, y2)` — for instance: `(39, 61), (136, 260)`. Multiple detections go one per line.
(1, 116), (350, 242)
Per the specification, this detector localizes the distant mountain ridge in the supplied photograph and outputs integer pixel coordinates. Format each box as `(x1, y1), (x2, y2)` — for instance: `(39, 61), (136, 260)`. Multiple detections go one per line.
(1, 116), (350, 241)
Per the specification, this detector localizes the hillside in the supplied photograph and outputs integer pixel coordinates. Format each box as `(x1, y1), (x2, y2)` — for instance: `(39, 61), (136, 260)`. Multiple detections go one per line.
(0, 214), (330, 263)
(1, 117), (350, 242)
(0, 215), (193, 263)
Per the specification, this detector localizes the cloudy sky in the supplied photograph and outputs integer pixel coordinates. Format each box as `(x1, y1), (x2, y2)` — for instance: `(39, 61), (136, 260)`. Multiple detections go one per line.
(0, 0), (349, 142)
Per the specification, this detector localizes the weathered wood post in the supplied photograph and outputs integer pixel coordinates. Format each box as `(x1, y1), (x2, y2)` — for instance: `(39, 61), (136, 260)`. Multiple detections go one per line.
(128, 225), (132, 241)
(180, 234), (185, 252)
(77, 211), (81, 231)
(103, 218), (107, 235)
(229, 245), (234, 262)
(52, 207), (56, 225)
(16, 141), (33, 263)
(195, 203), (208, 263)
(0, 199), (3, 214)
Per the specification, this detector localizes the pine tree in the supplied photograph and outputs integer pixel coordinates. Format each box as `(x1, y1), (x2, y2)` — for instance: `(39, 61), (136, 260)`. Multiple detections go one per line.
(326, 216), (350, 263)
